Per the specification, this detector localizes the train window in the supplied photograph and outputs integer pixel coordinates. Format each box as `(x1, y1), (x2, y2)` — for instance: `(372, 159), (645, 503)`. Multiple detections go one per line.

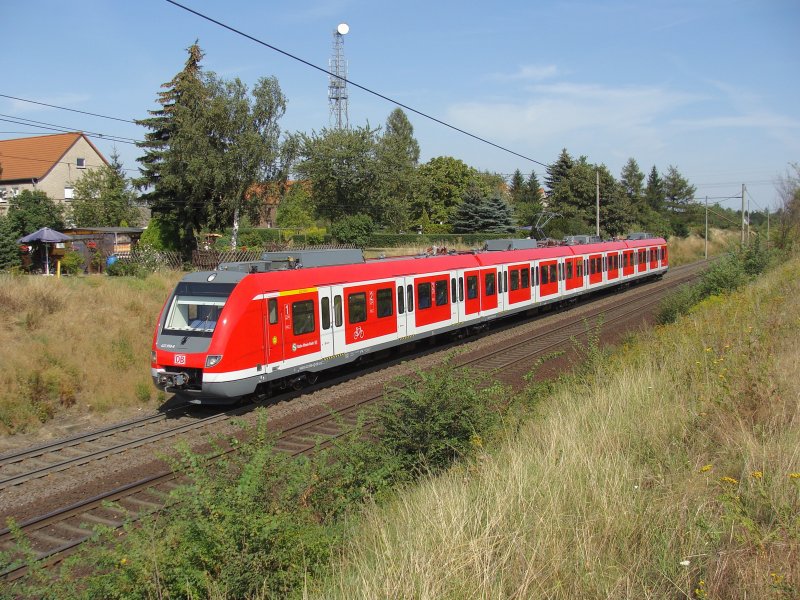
(485, 272), (496, 296)
(407, 284), (414, 312)
(549, 264), (557, 283)
(321, 297), (331, 330)
(502, 271), (507, 293)
(348, 292), (367, 323)
(467, 275), (478, 299)
(566, 261), (573, 280)
(377, 288), (393, 318)
(578, 261), (583, 277)
(451, 278), (457, 304)
(418, 282), (432, 309)
(540, 265), (549, 285)
(268, 298), (278, 325)
(292, 300), (315, 335)
(458, 277), (464, 302)
(534, 265), (539, 286)
(510, 269), (519, 291)
(397, 286), (405, 314)
(435, 280), (448, 306)
(334, 295), (343, 327)
(521, 268), (529, 288)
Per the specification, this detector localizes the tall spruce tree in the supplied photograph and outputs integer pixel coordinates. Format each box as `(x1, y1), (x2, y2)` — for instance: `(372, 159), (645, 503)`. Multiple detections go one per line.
(135, 42), (215, 260)
(376, 108), (420, 232)
(644, 166), (665, 212)
(545, 148), (574, 192)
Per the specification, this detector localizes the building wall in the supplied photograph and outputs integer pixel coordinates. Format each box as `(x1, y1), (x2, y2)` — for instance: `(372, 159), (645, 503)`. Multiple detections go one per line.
(0, 137), (106, 217)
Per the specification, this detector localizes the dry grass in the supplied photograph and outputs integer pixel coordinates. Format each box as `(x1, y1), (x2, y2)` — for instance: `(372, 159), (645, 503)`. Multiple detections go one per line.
(314, 257), (800, 599)
(668, 228), (740, 266)
(0, 272), (182, 440)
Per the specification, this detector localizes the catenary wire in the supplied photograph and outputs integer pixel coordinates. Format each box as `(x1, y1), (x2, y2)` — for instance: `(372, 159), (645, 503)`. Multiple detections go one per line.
(162, 0), (550, 170)
(0, 94), (136, 124)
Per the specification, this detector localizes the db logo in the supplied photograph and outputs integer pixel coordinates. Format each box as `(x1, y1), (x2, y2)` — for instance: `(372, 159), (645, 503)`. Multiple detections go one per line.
(174, 355), (187, 365)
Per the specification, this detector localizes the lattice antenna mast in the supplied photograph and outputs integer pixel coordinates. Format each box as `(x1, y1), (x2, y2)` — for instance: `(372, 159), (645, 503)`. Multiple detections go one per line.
(328, 23), (350, 129)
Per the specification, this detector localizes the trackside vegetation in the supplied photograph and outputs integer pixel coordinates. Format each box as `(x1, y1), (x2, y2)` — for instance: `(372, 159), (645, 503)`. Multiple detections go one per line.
(3, 248), (797, 599)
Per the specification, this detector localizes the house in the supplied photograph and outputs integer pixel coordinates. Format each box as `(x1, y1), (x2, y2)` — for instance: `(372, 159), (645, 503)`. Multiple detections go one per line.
(0, 132), (109, 217)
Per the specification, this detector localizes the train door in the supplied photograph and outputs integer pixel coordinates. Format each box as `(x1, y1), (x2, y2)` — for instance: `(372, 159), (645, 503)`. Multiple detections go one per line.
(460, 269), (481, 321)
(396, 280), (408, 339)
(327, 286), (347, 354)
(264, 294), (284, 368)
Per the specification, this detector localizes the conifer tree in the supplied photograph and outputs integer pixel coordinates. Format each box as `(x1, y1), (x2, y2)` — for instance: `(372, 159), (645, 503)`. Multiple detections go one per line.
(0, 216), (21, 271)
(644, 165), (665, 212)
(545, 148), (574, 192)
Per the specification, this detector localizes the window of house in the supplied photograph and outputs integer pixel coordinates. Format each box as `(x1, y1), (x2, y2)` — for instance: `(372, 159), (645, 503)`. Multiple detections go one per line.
(76, 158), (86, 169)
(418, 282), (432, 309)
(64, 187), (74, 200)
(292, 300), (315, 335)
(435, 280), (448, 306)
(377, 288), (393, 318)
(348, 292), (367, 323)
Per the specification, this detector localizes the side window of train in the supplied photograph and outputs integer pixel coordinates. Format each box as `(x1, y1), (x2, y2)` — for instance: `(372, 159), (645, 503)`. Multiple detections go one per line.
(435, 280), (448, 306)
(534, 265), (539, 286)
(540, 265), (548, 285)
(549, 264), (557, 283)
(451, 278), (457, 304)
(467, 275), (478, 299)
(485, 272), (496, 296)
(510, 269), (519, 291)
(521, 267), (529, 288)
(377, 288), (393, 318)
(268, 298), (278, 324)
(292, 300), (315, 335)
(407, 284), (414, 312)
(458, 277), (464, 302)
(321, 297), (331, 330)
(566, 261), (573, 280)
(418, 282), (432, 309)
(397, 286), (405, 314)
(578, 261), (583, 277)
(334, 295), (343, 327)
(502, 271), (507, 293)
(348, 292), (367, 323)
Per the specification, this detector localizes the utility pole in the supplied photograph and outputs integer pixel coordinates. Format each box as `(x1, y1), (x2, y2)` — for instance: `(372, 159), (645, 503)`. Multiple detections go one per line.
(705, 195), (708, 260)
(741, 183), (746, 247)
(596, 170), (600, 237)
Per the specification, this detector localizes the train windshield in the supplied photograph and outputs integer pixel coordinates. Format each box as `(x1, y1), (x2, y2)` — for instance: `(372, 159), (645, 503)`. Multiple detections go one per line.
(162, 282), (236, 336)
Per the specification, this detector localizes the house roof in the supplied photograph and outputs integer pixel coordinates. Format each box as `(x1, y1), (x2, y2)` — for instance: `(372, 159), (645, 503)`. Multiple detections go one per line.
(0, 132), (108, 183)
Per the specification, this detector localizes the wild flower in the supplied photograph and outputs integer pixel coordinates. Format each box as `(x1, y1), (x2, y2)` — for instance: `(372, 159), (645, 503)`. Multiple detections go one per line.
(699, 464), (713, 473)
(789, 473), (800, 480)
(750, 471), (763, 480)
(720, 476), (739, 485)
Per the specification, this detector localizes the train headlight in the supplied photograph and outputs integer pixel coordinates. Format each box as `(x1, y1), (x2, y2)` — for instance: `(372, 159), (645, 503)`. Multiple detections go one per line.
(205, 355), (223, 368)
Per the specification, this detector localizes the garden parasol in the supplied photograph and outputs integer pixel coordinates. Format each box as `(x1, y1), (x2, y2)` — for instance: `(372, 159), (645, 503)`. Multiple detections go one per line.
(17, 227), (73, 275)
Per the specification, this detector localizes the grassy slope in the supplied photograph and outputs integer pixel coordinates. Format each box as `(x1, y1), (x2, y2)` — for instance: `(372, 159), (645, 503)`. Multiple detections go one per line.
(0, 272), (182, 438)
(315, 257), (800, 599)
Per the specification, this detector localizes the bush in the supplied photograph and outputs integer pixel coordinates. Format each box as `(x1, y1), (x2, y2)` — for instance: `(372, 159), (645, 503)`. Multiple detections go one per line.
(59, 250), (84, 275)
(330, 214), (375, 247)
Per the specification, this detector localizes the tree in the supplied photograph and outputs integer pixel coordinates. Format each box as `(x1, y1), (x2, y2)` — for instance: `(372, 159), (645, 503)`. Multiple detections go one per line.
(375, 108), (420, 232)
(136, 42), (213, 259)
(451, 185), (515, 234)
(0, 216), (21, 271)
(644, 165), (665, 212)
(414, 156), (478, 225)
(482, 195), (516, 233)
(545, 148), (574, 192)
(329, 213), (374, 247)
(6, 190), (65, 240)
(619, 158), (647, 221)
(295, 125), (380, 223)
(775, 162), (800, 249)
(512, 170), (544, 226)
(70, 151), (140, 227)
(276, 183), (314, 230)
(662, 165), (697, 236)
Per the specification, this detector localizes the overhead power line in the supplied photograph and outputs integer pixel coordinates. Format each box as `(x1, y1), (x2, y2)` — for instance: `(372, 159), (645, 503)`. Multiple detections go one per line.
(0, 93), (136, 124)
(163, 0), (550, 169)
(0, 115), (140, 145)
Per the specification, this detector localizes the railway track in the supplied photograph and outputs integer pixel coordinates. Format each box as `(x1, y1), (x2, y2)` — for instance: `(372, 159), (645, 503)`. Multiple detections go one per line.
(0, 260), (706, 583)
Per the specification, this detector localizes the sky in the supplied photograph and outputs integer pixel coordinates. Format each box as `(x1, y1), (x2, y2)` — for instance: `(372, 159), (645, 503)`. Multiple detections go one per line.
(2, 0), (799, 215)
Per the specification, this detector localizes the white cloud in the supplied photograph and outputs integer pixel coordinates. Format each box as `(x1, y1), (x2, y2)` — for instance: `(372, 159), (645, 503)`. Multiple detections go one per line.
(492, 64), (559, 82)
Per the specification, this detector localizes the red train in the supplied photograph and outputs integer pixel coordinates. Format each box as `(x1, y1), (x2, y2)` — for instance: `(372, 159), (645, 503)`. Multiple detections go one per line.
(151, 237), (668, 403)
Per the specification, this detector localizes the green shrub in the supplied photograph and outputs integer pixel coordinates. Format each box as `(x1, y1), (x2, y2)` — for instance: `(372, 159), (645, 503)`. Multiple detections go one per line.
(59, 250), (84, 275)
(330, 214), (374, 247)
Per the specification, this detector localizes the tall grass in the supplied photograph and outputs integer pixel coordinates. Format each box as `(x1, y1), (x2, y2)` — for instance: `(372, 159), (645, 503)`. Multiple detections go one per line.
(315, 257), (800, 599)
(667, 228), (739, 266)
(0, 272), (182, 436)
